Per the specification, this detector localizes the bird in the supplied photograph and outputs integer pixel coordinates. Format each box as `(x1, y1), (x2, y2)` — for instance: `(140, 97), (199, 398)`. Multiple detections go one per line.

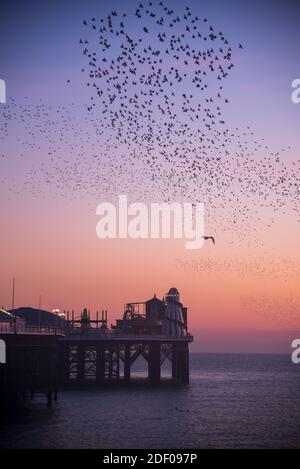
(202, 236), (215, 244)
(1, 0), (298, 262)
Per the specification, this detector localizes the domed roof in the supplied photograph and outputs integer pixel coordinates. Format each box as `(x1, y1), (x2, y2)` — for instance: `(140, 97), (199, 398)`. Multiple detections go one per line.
(11, 307), (65, 327)
(166, 287), (180, 303)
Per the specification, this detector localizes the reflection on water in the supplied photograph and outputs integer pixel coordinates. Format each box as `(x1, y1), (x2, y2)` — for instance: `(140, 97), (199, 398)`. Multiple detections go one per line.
(0, 353), (299, 449)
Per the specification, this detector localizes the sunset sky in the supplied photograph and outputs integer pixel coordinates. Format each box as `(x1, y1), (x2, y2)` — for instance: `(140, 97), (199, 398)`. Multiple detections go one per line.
(0, 0), (299, 352)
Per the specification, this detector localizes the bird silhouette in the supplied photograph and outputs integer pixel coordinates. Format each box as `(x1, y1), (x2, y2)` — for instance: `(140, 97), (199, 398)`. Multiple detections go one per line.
(202, 236), (215, 244)
(0, 0), (298, 259)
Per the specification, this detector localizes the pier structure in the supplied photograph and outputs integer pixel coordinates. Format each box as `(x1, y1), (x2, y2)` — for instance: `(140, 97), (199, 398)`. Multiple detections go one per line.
(59, 287), (193, 385)
(59, 334), (191, 385)
(0, 325), (64, 406)
(0, 287), (193, 407)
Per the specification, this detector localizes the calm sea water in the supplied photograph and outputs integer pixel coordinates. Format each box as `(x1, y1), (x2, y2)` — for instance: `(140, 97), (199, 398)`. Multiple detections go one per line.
(1, 353), (299, 449)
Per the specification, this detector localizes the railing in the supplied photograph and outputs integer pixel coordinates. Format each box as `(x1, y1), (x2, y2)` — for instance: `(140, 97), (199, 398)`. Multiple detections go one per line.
(112, 333), (193, 341)
(0, 324), (65, 336)
(64, 330), (193, 341)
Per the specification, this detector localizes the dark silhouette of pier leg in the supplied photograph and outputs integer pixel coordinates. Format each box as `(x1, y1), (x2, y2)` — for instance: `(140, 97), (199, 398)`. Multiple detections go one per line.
(109, 347), (113, 379)
(59, 344), (70, 384)
(172, 348), (178, 381)
(96, 344), (105, 383)
(148, 343), (161, 383)
(172, 343), (189, 384)
(124, 344), (131, 381)
(77, 344), (85, 383)
(181, 343), (189, 384)
(116, 347), (120, 380)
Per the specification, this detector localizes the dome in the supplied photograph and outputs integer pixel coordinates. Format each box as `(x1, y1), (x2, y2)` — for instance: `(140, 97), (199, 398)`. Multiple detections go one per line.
(166, 287), (180, 303)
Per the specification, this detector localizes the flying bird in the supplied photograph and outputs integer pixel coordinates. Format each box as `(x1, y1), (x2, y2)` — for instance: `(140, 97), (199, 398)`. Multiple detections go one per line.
(202, 236), (215, 244)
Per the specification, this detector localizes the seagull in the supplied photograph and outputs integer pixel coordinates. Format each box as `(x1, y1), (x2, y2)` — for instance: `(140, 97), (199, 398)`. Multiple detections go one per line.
(202, 236), (215, 244)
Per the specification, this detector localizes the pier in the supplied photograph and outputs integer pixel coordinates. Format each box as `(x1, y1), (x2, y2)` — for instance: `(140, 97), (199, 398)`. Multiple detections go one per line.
(59, 334), (192, 385)
(0, 287), (193, 406)
(59, 287), (192, 385)
(0, 326), (64, 406)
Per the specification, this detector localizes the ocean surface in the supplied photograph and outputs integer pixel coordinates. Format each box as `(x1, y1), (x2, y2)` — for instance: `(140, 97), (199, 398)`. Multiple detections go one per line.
(1, 353), (299, 449)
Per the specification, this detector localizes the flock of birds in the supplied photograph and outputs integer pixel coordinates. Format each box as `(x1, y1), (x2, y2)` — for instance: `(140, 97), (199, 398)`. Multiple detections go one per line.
(240, 293), (300, 327)
(0, 0), (299, 251)
(80, 1), (236, 147)
(77, 1), (299, 239)
(0, 1), (299, 324)
(176, 255), (300, 280)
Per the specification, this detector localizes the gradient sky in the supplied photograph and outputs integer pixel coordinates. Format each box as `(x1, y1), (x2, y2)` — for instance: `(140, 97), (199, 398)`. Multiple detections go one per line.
(0, 0), (299, 352)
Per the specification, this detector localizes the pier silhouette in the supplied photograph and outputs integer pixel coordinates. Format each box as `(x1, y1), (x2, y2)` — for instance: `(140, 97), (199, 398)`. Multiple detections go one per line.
(0, 288), (192, 407)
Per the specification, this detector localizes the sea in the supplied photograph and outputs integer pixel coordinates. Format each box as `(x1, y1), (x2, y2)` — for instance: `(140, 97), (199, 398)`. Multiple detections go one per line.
(0, 353), (299, 449)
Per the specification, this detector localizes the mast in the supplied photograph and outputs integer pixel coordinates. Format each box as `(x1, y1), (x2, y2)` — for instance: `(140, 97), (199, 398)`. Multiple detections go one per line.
(11, 277), (15, 311)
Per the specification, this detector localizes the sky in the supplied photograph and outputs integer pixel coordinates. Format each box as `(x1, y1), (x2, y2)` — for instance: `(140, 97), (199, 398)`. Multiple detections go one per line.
(0, 0), (299, 353)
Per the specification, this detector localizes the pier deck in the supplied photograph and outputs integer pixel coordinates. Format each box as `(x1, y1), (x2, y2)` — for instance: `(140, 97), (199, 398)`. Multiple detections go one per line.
(59, 333), (193, 385)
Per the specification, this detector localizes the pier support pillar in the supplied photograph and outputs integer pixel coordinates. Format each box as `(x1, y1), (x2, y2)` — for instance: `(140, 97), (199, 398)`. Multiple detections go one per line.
(96, 344), (105, 384)
(148, 343), (161, 383)
(172, 343), (189, 384)
(116, 347), (120, 380)
(108, 347), (113, 379)
(59, 343), (70, 384)
(124, 344), (131, 381)
(77, 344), (85, 383)
(172, 347), (178, 381)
